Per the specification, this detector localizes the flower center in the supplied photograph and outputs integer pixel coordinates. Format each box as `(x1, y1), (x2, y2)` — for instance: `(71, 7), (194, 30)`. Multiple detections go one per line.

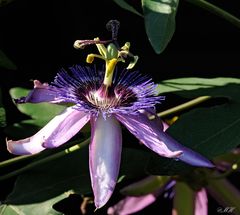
(86, 91), (115, 110)
(84, 85), (137, 111)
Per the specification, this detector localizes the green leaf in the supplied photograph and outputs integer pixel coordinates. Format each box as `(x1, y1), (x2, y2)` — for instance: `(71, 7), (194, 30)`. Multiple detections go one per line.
(120, 148), (150, 178)
(112, 0), (143, 17)
(0, 195), (65, 215)
(5, 119), (48, 138)
(142, 0), (179, 54)
(0, 50), (17, 70)
(185, 0), (240, 29)
(157, 77), (240, 95)
(0, 88), (6, 127)
(159, 78), (240, 158)
(168, 104), (240, 158)
(0, 107), (6, 127)
(147, 153), (195, 175)
(1, 147), (91, 215)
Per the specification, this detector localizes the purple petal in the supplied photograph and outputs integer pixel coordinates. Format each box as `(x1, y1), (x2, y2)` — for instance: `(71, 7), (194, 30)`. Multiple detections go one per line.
(115, 113), (182, 158)
(139, 109), (164, 130)
(158, 131), (214, 167)
(116, 113), (214, 168)
(107, 194), (157, 215)
(7, 106), (90, 155)
(14, 80), (64, 104)
(195, 188), (208, 215)
(107, 179), (176, 215)
(89, 115), (122, 209)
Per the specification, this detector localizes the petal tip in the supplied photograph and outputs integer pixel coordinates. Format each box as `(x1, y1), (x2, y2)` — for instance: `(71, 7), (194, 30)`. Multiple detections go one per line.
(94, 198), (109, 210)
(93, 187), (114, 209)
(6, 138), (26, 155)
(203, 161), (215, 168)
(179, 151), (215, 168)
(6, 137), (44, 155)
(6, 138), (14, 153)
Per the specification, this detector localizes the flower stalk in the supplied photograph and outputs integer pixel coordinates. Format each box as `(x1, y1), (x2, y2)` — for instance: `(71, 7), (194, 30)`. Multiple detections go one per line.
(185, 0), (240, 29)
(157, 95), (211, 118)
(173, 182), (195, 215)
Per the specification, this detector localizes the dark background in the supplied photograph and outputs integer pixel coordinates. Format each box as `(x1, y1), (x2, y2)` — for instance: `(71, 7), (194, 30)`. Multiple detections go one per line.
(1, 0), (240, 128)
(0, 0), (240, 85)
(0, 0), (239, 214)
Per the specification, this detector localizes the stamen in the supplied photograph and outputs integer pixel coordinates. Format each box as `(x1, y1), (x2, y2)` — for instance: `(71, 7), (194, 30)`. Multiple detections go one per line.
(73, 39), (111, 50)
(86, 54), (105, 64)
(73, 20), (139, 96)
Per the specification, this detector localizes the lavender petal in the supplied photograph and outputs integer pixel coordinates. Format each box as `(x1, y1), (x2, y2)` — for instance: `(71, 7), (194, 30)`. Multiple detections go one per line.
(14, 80), (65, 104)
(116, 113), (214, 168)
(195, 188), (208, 215)
(107, 194), (157, 215)
(89, 114), (122, 209)
(115, 113), (182, 158)
(7, 106), (89, 154)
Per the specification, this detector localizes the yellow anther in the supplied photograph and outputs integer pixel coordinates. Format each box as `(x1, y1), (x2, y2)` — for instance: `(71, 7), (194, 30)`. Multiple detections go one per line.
(94, 37), (107, 58)
(86, 54), (95, 63)
(86, 54), (104, 64)
(74, 34), (138, 89)
(73, 40), (85, 49)
(232, 163), (238, 170)
(121, 42), (130, 51)
(127, 55), (139, 69)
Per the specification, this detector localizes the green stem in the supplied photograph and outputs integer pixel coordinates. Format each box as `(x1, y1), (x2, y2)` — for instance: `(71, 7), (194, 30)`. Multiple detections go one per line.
(0, 154), (34, 169)
(185, 0), (240, 28)
(173, 182), (195, 215)
(157, 96), (211, 118)
(0, 138), (90, 181)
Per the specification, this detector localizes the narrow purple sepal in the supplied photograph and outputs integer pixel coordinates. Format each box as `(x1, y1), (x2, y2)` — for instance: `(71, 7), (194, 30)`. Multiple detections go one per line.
(159, 131), (214, 168)
(7, 106), (90, 154)
(89, 114), (122, 209)
(14, 80), (64, 104)
(115, 113), (182, 158)
(41, 107), (90, 148)
(116, 112), (214, 168)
